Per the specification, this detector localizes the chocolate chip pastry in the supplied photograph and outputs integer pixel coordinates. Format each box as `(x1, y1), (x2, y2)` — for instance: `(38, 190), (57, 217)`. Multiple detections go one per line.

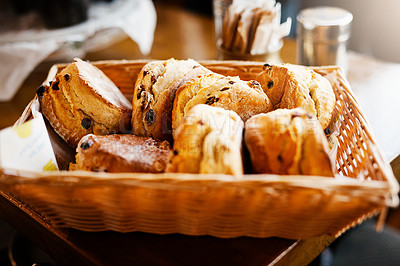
(72, 134), (171, 173)
(172, 74), (273, 133)
(166, 104), (244, 175)
(257, 64), (336, 129)
(40, 58), (132, 147)
(244, 108), (334, 176)
(132, 59), (211, 142)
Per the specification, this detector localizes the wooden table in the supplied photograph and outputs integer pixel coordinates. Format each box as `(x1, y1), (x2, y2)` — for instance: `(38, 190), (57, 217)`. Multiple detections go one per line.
(0, 4), (393, 265)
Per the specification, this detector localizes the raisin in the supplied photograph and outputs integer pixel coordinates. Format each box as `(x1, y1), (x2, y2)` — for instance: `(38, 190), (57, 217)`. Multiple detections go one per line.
(324, 128), (331, 136)
(145, 109), (156, 125)
(52, 81), (60, 91)
(277, 155), (283, 163)
(80, 139), (93, 150)
(228, 81), (235, 85)
(249, 80), (260, 87)
(205, 96), (218, 105)
(267, 80), (274, 89)
(81, 117), (92, 130)
(137, 84), (145, 100)
(64, 73), (70, 81)
(263, 63), (272, 70)
(36, 85), (46, 96)
(151, 75), (157, 84)
(220, 87), (230, 92)
(291, 112), (301, 119)
(173, 150), (178, 155)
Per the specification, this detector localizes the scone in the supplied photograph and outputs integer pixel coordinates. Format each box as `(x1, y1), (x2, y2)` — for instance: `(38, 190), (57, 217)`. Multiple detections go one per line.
(73, 134), (171, 173)
(166, 104), (244, 175)
(40, 58), (132, 147)
(257, 63), (335, 129)
(244, 108), (334, 176)
(132, 59), (211, 142)
(172, 74), (273, 132)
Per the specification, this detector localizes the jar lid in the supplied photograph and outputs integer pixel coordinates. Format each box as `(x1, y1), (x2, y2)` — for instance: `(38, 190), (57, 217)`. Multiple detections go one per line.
(297, 6), (353, 43)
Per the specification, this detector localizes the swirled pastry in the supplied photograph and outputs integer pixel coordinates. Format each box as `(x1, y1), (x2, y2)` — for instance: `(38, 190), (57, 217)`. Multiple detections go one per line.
(40, 58), (132, 147)
(172, 74), (273, 133)
(244, 108), (334, 176)
(73, 134), (171, 173)
(166, 104), (244, 175)
(132, 59), (211, 142)
(257, 64), (335, 129)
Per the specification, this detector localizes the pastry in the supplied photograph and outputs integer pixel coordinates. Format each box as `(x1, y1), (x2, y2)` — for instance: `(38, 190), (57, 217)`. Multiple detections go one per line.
(166, 104), (244, 175)
(132, 59), (211, 142)
(257, 63), (336, 129)
(73, 134), (171, 173)
(40, 58), (132, 147)
(244, 108), (334, 176)
(172, 74), (273, 132)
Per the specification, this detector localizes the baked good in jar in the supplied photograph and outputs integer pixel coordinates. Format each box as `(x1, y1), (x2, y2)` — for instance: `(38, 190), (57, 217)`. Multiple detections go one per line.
(257, 63), (335, 129)
(72, 134), (171, 173)
(166, 104), (244, 175)
(132, 58), (211, 142)
(39, 58), (132, 147)
(244, 108), (334, 176)
(172, 74), (273, 133)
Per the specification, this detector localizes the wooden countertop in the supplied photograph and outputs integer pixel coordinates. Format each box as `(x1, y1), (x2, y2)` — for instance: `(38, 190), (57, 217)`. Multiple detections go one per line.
(0, 3), (395, 265)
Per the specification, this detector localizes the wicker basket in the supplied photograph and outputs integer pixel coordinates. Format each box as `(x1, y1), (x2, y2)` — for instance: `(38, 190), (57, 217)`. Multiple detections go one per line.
(0, 60), (398, 239)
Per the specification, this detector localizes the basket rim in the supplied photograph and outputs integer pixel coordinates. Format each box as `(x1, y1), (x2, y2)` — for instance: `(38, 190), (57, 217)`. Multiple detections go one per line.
(1, 60), (399, 207)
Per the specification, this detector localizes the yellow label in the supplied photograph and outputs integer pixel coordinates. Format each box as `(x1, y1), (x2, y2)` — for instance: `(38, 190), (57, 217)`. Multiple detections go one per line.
(12, 120), (33, 138)
(43, 159), (58, 171)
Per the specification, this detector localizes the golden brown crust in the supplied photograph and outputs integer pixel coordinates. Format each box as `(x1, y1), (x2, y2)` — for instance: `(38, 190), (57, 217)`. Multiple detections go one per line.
(172, 73), (225, 132)
(41, 58), (132, 147)
(166, 104), (244, 175)
(172, 75), (273, 133)
(73, 134), (171, 173)
(244, 108), (334, 176)
(257, 64), (335, 129)
(132, 59), (210, 142)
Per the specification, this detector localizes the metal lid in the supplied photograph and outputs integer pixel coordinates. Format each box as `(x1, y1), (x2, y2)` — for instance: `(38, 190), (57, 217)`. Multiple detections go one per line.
(297, 6), (353, 43)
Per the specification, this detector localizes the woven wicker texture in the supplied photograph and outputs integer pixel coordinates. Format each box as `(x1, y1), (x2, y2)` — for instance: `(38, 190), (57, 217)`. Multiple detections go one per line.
(0, 60), (398, 239)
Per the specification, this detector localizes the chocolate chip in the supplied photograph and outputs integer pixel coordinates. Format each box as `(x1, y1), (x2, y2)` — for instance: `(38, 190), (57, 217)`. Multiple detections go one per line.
(324, 128), (331, 136)
(137, 84), (145, 100)
(145, 109), (156, 125)
(228, 81), (235, 85)
(143, 70), (149, 77)
(220, 87), (230, 92)
(205, 96), (219, 105)
(291, 112), (302, 119)
(277, 155), (283, 163)
(267, 80), (274, 89)
(64, 73), (70, 82)
(263, 63), (272, 70)
(52, 81), (60, 91)
(249, 80), (260, 87)
(81, 117), (92, 130)
(173, 150), (178, 155)
(80, 139), (93, 150)
(151, 75), (157, 84)
(36, 85), (46, 96)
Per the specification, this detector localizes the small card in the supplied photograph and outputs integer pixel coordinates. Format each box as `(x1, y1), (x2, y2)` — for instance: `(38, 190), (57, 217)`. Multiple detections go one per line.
(0, 100), (58, 173)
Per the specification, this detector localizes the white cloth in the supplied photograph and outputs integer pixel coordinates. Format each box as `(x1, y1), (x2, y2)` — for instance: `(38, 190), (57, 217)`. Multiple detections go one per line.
(0, 0), (156, 102)
(347, 51), (400, 161)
